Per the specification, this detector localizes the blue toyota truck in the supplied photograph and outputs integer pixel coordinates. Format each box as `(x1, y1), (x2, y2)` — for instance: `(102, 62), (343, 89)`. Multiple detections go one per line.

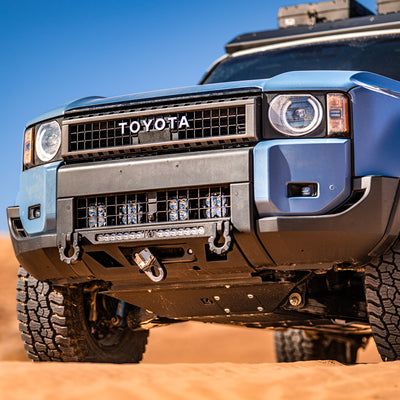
(8, 0), (400, 363)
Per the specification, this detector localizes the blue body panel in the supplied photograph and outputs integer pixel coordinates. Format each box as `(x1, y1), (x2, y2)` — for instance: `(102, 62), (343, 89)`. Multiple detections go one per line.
(254, 139), (351, 216)
(26, 97), (104, 127)
(27, 71), (362, 126)
(17, 162), (61, 235)
(19, 69), (400, 237)
(350, 74), (400, 178)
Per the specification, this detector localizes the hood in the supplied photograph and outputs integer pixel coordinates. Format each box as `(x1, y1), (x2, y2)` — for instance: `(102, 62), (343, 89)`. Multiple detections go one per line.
(27, 70), (372, 126)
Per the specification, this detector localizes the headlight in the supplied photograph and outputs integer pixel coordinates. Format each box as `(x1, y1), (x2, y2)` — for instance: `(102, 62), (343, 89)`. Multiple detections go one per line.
(35, 121), (62, 162)
(268, 95), (323, 136)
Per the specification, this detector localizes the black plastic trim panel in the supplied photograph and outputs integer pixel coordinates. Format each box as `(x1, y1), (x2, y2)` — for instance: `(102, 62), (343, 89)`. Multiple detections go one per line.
(57, 148), (251, 198)
(257, 176), (400, 267)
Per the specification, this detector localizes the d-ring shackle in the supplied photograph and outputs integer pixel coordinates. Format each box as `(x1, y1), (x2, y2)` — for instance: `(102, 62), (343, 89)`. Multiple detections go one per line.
(58, 232), (81, 264)
(208, 221), (232, 255)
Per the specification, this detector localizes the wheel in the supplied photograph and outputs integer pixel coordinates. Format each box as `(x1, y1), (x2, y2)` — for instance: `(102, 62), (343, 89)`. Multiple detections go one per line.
(274, 329), (364, 363)
(365, 239), (400, 361)
(16, 266), (149, 362)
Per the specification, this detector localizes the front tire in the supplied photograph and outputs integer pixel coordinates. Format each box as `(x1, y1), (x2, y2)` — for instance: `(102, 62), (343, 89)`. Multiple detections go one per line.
(274, 329), (364, 363)
(16, 266), (149, 363)
(365, 239), (400, 361)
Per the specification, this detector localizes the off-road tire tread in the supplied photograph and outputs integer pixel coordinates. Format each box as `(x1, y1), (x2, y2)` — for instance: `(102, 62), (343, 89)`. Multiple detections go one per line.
(365, 239), (400, 361)
(274, 329), (362, 363)
(274, 329), (322, 362)
(16, 266), (61, 361)
(16, 266), (148, 362)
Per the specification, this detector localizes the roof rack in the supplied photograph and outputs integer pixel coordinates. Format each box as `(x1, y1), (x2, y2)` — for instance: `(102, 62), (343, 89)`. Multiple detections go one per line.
(278, 0), (372, 29)
(377, 0), (400, 14)
(225, 11), (400, 54)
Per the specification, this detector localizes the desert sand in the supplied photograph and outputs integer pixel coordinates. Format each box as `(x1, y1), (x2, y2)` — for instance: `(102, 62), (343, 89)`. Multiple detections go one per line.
(1, 237), (398, 400)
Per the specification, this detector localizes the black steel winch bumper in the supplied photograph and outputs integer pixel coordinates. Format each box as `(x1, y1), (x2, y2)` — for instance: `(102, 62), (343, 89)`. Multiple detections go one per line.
(7, 145), (400, 287)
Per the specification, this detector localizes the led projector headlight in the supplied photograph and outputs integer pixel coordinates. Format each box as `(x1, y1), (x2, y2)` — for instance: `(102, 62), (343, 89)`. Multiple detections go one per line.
(35, 120), (62, 162)
(269, 95), (323, 136)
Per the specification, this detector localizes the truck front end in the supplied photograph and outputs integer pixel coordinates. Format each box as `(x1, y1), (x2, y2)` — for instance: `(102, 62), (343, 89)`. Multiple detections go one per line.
(10, 69), (400, 329)
(10, 2), (400, 362)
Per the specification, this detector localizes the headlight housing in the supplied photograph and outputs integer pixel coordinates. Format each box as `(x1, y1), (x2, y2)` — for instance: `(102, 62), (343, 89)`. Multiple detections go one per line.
(35, 121), (62, 162)
(268, 94), (323, 136)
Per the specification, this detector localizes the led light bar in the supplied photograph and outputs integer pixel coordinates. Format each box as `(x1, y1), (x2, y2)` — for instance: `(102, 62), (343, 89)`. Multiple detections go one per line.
(96, 226), (206, 242)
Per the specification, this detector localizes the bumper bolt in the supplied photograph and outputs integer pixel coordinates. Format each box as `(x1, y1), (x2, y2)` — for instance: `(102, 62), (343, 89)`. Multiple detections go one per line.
(289, 292), (302, 307)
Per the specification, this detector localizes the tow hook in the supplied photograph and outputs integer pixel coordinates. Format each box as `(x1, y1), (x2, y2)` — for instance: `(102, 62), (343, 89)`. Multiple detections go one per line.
(58, 232), (81, 264)
(208, 221), (232, 255)
(134, 248), (166, 283)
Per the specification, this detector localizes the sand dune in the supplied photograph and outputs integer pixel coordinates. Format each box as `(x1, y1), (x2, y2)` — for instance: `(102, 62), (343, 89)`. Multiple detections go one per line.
(0, 237), (391, 399)
(2, 361), (400, 400)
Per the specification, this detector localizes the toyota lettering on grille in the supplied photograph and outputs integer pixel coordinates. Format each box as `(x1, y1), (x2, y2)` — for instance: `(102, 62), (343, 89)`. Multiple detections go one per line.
(65, 98), (256, 157)
(118, 116), (190, 134)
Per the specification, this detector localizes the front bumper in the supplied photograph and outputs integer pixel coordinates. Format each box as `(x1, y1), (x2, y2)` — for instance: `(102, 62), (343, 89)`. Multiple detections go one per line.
(258, 176), (400, 266)
(8, 170), (400, 285)
(9, 148), (269, 284)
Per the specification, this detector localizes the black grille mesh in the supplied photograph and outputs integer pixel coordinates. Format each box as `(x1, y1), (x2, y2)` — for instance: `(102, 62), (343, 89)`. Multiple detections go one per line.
(76, 186), (230, 229)
(68, 106), (246, 152)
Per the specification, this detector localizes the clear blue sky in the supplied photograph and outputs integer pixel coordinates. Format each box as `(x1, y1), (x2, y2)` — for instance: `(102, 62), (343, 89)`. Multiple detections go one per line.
(0, 0), (376, 232)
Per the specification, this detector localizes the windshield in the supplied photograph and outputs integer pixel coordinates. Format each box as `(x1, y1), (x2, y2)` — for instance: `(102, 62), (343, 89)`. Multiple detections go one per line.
(204, 34), (400, 84)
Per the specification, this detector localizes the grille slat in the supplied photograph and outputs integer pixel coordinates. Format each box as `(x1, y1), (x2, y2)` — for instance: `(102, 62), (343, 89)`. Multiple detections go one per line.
(76, 186), (231, 229)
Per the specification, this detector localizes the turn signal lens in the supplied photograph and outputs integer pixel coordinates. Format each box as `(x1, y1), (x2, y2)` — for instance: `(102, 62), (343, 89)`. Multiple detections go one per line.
(327, 93), (349, 137)
(23, 128), (34, 168)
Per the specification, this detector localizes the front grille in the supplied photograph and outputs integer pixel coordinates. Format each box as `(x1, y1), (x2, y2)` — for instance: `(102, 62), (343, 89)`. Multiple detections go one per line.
(76, 186), (231, 229)
(63, 97), (258, 161)
(69, 106), (246, 151)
